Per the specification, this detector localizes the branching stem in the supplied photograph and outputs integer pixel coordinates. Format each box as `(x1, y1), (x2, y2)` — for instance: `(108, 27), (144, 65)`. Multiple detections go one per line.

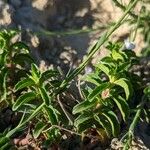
(57, 0), (139, 95)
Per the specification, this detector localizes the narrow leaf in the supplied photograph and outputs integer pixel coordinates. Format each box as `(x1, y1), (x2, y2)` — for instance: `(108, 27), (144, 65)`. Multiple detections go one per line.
(15, 78), (35, 91)
(39, 87), (51, 105)
(44, 105), (58, 125)
(31, 64), (40, 83)
(33, 122), (46, 139)
(95, 63), (110, 77)
(94, 114), (111, 137)
(13, 53), (34, 66)
(112, 49), (124, 61)
(83, 73), (102, 86)
(11, 42), (30, 53)
(114, 78), (133, 100)
(73, 100), (96, 114)
(41, 70), (59, 81)
(102, 111), (120, 137)
(88, 82), (109, 101)
(113, 95), (130, 122)
(74, 113), (93, 127)
(0, 134), (12, 150)
(0, 134), (9, 146)
(13, 92), (36, 111)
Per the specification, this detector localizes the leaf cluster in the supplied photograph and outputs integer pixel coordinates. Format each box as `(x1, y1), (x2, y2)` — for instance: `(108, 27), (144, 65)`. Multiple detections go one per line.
(73, 42), (140, 138)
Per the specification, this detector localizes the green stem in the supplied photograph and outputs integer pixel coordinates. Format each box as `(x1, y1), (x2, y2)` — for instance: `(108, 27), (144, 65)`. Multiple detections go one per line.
(57, 0), (139, 94)
(128, 106), (142, 134)
(123, 97), (145, 150)
(6, 103), (45, 138)
(112, 0), (138, 18)
(39, 26), (106, 36)
(57, 95), (74, 125)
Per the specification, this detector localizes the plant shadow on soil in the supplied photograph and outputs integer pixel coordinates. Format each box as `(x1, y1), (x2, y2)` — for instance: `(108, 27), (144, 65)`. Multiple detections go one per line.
(1, 0), (102, 72)
(1, 0), (150, 149)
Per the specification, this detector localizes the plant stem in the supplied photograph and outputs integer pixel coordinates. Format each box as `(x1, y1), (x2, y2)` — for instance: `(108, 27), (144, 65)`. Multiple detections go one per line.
(128, 106), (142, 134)
(57, 95), (74, 125)
(57, 0), (139, 94)
(6, 103), (45, 138)
(123, 97), (145, 150)
(112, 0), (138, 18)
(43, 125), (82, 136)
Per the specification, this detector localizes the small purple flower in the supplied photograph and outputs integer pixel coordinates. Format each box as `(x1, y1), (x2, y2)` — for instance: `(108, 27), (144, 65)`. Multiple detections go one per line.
(85, 66), (92, 74)
(124, 39), (136, 50)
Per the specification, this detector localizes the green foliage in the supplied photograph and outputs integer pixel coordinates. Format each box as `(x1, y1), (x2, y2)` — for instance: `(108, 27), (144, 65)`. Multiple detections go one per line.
(131, 5), (150, 57)
(73, 42), (139, 138)
(12, 92), (37, 111)
(0, 134), (13, 150)
(0, 30), (62, 147)
(11, 63), (62, 140)
(0, 30), (34, 105)
(114, 78), (133, 100)
(33, 122), (47, 139)
(0, 1), (149, 148)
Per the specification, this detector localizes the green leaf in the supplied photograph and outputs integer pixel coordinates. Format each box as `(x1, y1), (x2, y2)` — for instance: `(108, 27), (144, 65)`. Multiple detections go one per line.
(96, 32), (108, 48)
(39, 87), (51, 105)
(44, 105), (58, 125)
(17, 103), (37, 113)
(82, 73), (102, 86)
(88, 82), (109, 101)
(0, 39), (5, 53)
(117, 62), (130, 72)
(0, 51), (7, 69)
(74, 112), (93, 127)
(144, 86), (150, 96)
(94, 114), (111, 137)
(73, 99), (96, 114)
(0, 134), (12, 150)
(123, 50), (136, 60)
(113, 95), (130, 122)
(102, 111), (120, 137)
(0, 134), (9, 146)
(88, 32), (107, 55)
(77, 120), (93, 133)
(101, 56), (116, 68)
(13, 92), (36, 111)
(15, 78), (35, 91)
(33, 122), (47, 139)
(11, 41), (30, 53)
(13, 53), (34, 66)
(31, 64), (40, 83)
(111, 49), (124, 61)
(0, 142), (12, 150)
(95, 63), (110, 77)
(50, 80), (61, 87)
(114, 78), (133, 100)
(41, 70), (59, 81)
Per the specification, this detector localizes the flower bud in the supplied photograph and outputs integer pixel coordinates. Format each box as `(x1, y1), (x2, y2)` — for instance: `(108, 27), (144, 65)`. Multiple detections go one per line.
(124, 39), (135, 50)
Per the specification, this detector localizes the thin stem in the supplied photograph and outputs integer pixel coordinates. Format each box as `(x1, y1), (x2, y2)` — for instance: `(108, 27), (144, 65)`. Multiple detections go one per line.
(76, 79), (84, 100)
(123, 97), (145, 150)
(6, 103), (45, 138)
(112, 0), (138, 18)
(132, 9), (141, 41)
(39, 26), (105, 36)
(57, 95), (74, 125)
(128, 105), (142, 133)
(43, 125), (82, 136)
(57, 0), (139, 94)
(14, 26), (106, 37)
